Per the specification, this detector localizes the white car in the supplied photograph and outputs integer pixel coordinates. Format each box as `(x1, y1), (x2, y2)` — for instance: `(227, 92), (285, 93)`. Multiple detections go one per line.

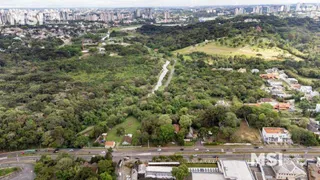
(206, 149), (210, 152)
(101, 151), (106, 154)
(157, 148), (162, 152)
(193, 154), (198, 157)
(194, 148), (199, 151)
(69, 149), (74, 152)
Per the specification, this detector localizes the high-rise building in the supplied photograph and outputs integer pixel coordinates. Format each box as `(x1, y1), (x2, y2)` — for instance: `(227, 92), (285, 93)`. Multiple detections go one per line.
(164, 11), (170, 22)
(296, 3), (301, 12)
(234, 8), (245, 15)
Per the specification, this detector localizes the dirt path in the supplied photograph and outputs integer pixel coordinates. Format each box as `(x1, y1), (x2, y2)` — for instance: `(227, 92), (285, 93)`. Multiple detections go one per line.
(164, 59), (176, 88)
(151, 60), (170, 94)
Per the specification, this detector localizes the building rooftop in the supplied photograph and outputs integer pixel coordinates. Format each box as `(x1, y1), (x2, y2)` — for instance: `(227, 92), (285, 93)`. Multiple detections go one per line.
(192, 173), (225, 180)
(148, 162), (180, 166)
(219, 160), (255, 180)
(263, 127), (288, 134)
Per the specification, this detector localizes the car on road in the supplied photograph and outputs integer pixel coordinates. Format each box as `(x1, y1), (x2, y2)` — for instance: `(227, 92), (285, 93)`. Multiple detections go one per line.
(180, 148), (184, 151)
(101, 151), (106, 154)
(124, 156), (130, 161)
(193, 154), (198, 157)
(194, 148), (199, 151)
(69, 149), (74, 152)
(157, 148), (162, 152)
(53, 148), (59, 153)
(307, 146), (312, 149)
(206, 149), (209, 152)
(282, 149), (287, 152)
(213, 156), (218, 158)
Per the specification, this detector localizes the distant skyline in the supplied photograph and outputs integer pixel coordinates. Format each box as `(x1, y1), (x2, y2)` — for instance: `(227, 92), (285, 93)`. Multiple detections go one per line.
(0, 0), (319, 8)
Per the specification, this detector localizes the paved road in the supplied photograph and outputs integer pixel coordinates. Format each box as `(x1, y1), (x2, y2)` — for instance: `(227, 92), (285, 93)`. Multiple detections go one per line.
(1, 146), (320, 180)
(11, 164), (35, 180)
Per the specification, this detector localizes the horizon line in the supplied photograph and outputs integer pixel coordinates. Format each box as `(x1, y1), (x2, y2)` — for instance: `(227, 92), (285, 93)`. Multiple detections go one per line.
(0, 3), (320, 9)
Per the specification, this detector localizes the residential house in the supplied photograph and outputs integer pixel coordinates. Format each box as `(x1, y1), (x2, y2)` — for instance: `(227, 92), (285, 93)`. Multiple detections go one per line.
(262, 127), (291, 144)
(215, 100), (230, 107)
(272, 160), (307, 180)
(274, 103), (291, 110)
(291, 83), (301, 90)
(316, 104), (320, 113)
(105, 141), (116, 149)
(251, 69), (260, 73)
(299, 86), (313, 94)
(260, 73), (279, 79)
(287, 78), (298, 84)
(186, 127), (195, 139)
(265, 68), (280, 74)
(173, 124), (180, 134)
(267, 80), (283, 87)
(101, 133), (107, 140)
(238, 68), (247, 73)
(122, 134), (133, 145)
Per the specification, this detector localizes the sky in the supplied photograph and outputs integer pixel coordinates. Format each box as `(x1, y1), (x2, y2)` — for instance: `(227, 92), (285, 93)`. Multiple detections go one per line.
(0, 0), (319, 8)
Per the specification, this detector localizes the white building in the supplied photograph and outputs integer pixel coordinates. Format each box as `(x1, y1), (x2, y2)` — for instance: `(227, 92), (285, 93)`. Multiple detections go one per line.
(299, 86), (313, 94)
(272, 160), (307, 180)
(316, 104), (320, 113)
(262, 127), (291, 144)
(145, 166), (173, 179)
(218, 160), (255, 180)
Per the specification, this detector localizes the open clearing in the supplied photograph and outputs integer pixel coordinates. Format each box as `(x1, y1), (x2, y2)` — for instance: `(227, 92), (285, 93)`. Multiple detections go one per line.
(175, 42), (303, 61)
(234, 120), (262, 144)
(106, 116), (140, 143)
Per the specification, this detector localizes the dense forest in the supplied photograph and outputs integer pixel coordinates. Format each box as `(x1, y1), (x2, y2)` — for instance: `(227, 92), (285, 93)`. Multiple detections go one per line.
(0, 15), (320, 151)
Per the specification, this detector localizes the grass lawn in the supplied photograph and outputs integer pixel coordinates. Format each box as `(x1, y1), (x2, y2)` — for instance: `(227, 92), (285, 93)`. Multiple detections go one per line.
(0, 167), (19, 177)
(106, 116), (140, 143)
(233, 120), (262, 144)
(175, 42), (303, 61)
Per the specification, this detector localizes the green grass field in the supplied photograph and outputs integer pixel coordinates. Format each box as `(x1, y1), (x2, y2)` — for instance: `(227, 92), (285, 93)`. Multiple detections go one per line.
(175, 42), (303, 61)
(106, 116), (140, 143)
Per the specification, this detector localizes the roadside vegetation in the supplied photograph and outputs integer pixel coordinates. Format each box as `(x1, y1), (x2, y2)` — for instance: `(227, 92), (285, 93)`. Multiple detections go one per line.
(0, 167), (19, 177)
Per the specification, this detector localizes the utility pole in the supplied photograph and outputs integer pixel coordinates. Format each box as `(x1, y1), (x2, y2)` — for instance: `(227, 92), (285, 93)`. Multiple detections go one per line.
(16, 153), (19, 162)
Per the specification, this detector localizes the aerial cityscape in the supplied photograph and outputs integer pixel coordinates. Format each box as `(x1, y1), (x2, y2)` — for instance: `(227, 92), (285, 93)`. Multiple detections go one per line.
(0, 0), (320, 180)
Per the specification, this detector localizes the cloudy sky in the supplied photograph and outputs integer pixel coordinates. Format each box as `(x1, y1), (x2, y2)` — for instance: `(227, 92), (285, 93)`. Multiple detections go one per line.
(0, 0), (318, 8)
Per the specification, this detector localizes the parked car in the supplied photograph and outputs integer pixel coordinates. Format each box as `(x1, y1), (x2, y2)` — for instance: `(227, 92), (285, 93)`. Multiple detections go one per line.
(157, 148), (162, 152)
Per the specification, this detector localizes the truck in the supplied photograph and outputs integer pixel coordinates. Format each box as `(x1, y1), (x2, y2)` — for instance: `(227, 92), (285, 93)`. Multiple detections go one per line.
(21, 149), (37, 155)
